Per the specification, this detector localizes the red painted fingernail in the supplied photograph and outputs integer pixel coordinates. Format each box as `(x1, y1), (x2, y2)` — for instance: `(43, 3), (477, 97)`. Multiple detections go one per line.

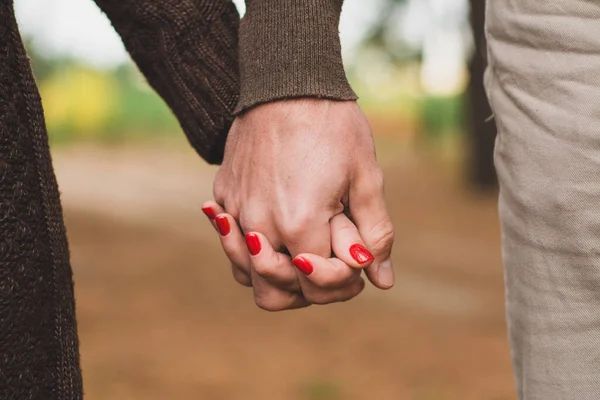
(202, 206), (217, 219)
(215, 215), (231, 236)
(245, 233), (262, 256)
(293, 256), (314, 276)
(349, 244), (374, 264)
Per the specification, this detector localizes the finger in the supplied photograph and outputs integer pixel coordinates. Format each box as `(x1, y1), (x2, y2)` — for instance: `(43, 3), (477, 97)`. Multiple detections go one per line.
(246, 232), (301, 292)
(278, 211), (332, 258)
(213, 212), (253, 287)
(294, 275), (366, 305)
(277, 211), (348, 298)
(202, 201), (252, 286)
(213, 169), (227, 207)
(231, 267), (252, 287)
(292, 254), (361, 289)
(251, 270), (310, 312)
(349, 169), (395, 290)
(330, 213), (375, 269)
(275, 210), (370, 301)
(202, 200), (222, 232)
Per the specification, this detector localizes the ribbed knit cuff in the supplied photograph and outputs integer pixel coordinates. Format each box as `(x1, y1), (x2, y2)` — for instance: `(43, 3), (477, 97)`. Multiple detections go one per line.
(234, 0), (357, 114)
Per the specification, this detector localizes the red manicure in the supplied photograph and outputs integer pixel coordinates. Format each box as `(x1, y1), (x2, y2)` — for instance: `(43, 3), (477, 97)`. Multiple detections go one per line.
(349, 244), (374, 264)
(245, 233), (262, 256)
(215, 215), (231, 236)
(293, 256), (314, 276)
(202, 206), (217, 219)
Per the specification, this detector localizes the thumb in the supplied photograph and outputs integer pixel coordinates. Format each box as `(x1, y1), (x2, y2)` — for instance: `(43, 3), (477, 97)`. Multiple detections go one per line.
(348, 169), (395, 289)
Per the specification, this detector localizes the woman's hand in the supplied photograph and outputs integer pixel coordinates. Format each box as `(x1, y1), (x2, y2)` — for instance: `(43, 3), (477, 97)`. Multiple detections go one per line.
(203, 203), (368, 310)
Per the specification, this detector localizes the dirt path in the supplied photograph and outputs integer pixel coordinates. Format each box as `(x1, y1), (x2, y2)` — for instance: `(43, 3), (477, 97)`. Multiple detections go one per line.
(53, 143), (515, 400)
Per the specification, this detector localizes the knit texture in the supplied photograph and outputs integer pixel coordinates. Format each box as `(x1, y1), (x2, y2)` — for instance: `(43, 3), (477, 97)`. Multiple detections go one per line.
(1, 0), (242, 397)
(0, 1), (82, 399)
(94, 0), (241, 165)
(0, 0), (357, 398)
(235, 0), (357, 114)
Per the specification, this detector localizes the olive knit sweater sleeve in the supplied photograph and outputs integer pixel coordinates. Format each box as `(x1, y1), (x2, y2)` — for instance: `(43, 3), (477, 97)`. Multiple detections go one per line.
(235, 0), (357, 114)
(95, 0), (356, 162)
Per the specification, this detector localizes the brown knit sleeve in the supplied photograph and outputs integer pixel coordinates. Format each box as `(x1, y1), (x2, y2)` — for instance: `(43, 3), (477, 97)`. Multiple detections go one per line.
(93, 0), (240, 165)
(235, 0), (357, 114)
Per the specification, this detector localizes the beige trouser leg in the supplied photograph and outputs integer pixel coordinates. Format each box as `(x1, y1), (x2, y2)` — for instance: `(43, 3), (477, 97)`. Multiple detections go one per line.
(485, 1), (600, 399)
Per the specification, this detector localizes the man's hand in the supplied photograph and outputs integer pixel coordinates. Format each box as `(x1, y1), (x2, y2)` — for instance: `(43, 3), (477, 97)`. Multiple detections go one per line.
(209, 99), (395, 310)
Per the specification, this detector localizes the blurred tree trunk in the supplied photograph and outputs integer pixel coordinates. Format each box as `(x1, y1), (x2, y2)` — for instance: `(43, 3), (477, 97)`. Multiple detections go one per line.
(467, 0), (497, 190)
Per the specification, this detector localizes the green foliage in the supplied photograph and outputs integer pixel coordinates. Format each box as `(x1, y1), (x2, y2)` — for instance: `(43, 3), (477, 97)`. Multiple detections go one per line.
(421, 93), (466, 139)
(106, 66), (179, 140)
(22, 38), (179, 145)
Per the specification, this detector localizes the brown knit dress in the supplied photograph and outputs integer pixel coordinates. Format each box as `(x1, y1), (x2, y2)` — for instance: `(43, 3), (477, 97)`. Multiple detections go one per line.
(0, 0), (355, 398)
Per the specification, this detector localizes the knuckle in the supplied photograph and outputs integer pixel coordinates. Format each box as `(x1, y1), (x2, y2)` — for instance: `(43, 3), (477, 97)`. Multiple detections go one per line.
(213, 178), (227, 203)
(254, 295), (286, 312)
(365, 169), (385, 194)
(229, 208), (240, 221)
(306, 291), (352, 305)
(367, 221), (395, 254)
(239, 214), (263, 233)
(279, 213), (313, 242)
(311, 285), (363, 305)
(304, 293), (331, 306)
(335, 220), (357, 235)
(221, 237), (242, 257)
(316, 277), (338, 290)
(353, 170), (385, 206)
(252, 261), (277, 279)
(222, 199), (239, 221)
(314, 273), (348, 289)
(374, 169), (385, 189)
(239, 204), (272, 233)
(232, 268), (252, 287)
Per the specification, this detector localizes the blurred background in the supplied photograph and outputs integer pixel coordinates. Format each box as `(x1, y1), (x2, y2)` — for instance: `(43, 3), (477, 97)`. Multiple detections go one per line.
(14, 0), (511, 399)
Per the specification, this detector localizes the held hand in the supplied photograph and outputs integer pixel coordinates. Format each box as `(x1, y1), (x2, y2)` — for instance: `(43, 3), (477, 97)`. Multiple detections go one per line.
(210, 99), (395, 310)
(202, 204), (366, 311)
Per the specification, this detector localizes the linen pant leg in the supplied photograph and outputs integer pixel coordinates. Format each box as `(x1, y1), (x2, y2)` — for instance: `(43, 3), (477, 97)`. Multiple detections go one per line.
(485, 1), (600, 398)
